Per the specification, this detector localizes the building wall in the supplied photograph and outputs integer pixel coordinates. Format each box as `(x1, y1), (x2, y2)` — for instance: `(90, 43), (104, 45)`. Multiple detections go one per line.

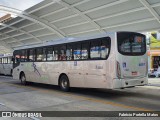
(0, 14), (12, 23)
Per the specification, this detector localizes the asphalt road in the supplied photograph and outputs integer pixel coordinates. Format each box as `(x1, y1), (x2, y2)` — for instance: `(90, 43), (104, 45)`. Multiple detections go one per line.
(0, 76), (160, 120)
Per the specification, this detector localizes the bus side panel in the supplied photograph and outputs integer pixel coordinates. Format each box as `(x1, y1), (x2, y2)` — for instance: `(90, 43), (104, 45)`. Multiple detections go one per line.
(83, 60), (110, 88)
(47, 62), (66, 85)
(106, 33), (117, 89)
(83, 33), (116, 89)
(46, 62), (60, 85)
(25, 61), (85, 87)
(13, 65), (21, 80)
(46, 61), (85, 87)
(13, 62), (37, 82)
(66, 61), (85, 88)
(23, 62), (55, 84)
(4, 64), (12, 75)
(0, 64), (4, 75)
(30, 62), (49, 84)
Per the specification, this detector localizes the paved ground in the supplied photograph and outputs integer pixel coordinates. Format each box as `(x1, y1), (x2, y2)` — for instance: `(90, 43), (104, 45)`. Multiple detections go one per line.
(0, 76), (160, 120)
(148, 78), (160, 87)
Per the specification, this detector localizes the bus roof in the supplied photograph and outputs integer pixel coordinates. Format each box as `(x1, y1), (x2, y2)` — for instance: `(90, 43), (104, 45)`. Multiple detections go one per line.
(14, 32), (115, 50)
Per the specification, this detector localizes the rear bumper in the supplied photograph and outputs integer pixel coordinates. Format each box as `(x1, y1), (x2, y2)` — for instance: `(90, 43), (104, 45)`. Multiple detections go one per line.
(113, 77), (148, 89)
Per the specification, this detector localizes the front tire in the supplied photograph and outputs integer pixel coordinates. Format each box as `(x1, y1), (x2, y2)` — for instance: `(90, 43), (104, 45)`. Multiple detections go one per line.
(20, 73), (27, 85)
(59, 75), (70, 92)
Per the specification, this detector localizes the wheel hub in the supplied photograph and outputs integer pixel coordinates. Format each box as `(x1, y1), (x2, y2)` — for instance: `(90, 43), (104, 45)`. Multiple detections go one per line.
(62, 79), (67, 88)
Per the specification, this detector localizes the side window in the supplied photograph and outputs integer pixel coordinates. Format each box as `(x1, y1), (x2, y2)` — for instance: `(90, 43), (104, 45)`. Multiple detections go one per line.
(81, 42), (89, 60)
(0, 58), (2, 64)
(59, 45), (66, 60)
(66, 43), (73, 60)
(36, 48), (43, 61)
(43, 48), (47, 61)
(2, 58), (3, 64)
(54, 46), (59, 60)
(29, 49), (35, 61)
(8, 57), (11, 64)
(3, 58), (7, 64)
(101, 38), (110, 59)
(47, 47), (53, 61)
(73, 43), (81, 60)
(21, 50), (27, 62)
(14, 51), (21, 63)
(6, 58), (8, 64)
(90, 40), (101, 59)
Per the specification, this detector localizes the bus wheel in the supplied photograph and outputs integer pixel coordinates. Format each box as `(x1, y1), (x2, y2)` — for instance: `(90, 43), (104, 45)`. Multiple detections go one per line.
(59, 75), (70, 92)
(20, 73), (27, 86)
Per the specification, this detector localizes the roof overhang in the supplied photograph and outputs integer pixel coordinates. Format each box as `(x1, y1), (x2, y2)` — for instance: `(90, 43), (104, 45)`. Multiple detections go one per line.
(0, 0), (160, 53)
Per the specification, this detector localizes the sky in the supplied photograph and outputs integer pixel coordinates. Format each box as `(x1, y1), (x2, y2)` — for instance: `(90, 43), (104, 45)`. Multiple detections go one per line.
(0, 0), (44, 17)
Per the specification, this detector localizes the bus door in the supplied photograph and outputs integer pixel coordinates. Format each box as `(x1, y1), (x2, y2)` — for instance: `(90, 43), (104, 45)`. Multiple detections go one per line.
(117, 32), (147, 79)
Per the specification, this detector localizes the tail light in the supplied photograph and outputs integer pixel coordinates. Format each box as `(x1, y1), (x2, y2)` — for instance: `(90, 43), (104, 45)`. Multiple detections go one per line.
(117, 61), (121, 79)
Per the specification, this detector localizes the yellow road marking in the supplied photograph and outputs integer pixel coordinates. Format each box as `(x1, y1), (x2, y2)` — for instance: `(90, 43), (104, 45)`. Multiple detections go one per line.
(3, 82), (153, 111)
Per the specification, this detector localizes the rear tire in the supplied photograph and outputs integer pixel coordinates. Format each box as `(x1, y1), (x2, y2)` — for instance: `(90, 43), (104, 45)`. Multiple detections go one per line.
(59, 75), (70, 92)
(20, 73), (27, 86)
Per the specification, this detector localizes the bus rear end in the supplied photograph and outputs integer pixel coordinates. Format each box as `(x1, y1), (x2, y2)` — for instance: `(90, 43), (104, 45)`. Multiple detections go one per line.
(114, 32), (148, 88)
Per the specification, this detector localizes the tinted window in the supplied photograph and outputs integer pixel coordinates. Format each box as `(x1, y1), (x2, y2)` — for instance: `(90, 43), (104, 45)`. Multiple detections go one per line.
(43, 48), (47, 61)
(101, 39), (109, 59)
(54, 46), (59, 60)
(36, 48), (46, 61)
(36, 48), (43, 61)
(59, 45), (66, 60)
(47, 47), (53, 61)
(14, 51), (21, 63)
(29, 49), (35, 61)
(90, 40), (101, 59)
(21, 50), (27, 62)
(73, 43), (81, 60)
(117, 32), (146, 56)
(8, 57), (12, 64)
(66, 44), (73, 60)
(81, 42), (89, 60)
(3, 58), (8, 64)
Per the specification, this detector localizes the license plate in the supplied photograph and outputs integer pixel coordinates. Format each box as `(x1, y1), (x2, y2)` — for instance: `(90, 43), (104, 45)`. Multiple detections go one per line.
(132, 72), (137, 75)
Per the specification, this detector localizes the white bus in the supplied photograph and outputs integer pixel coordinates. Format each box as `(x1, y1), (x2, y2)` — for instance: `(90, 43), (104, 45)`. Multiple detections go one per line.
(0, 55), (13, 76)
(12, 32), (148, 91)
